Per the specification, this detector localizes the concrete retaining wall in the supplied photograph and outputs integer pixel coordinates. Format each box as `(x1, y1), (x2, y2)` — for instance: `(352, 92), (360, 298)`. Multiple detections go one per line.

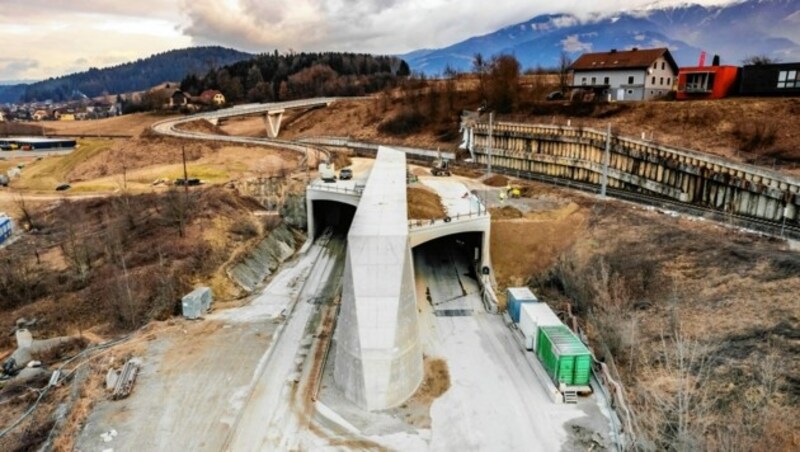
(465, 122), (800, 225)
(227, 224), (296, 292)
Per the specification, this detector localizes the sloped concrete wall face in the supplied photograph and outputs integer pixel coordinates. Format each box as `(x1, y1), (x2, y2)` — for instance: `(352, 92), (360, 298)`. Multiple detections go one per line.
(334, 233), (423, 410)
(332, 147), (423, 411)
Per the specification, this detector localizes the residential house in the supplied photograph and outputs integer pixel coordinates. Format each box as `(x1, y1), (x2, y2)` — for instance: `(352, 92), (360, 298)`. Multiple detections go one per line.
(570, 47), (679, 101)
(32, 109), (49, 121)
(170, 90), (189, 107)
(199, 89), (226, 106)
(739, 62), (800, 97)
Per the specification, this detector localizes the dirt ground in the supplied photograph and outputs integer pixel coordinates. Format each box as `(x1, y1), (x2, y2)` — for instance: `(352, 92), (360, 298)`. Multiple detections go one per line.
(218, 116), (267, 137)
(174, 119), (229, 135)
(388, 357), (451, 429)
(407, 186), (446, 220)
(509, 98), (800, 165)
(19, 113), (175, 137)
(489, 193), (586, 293)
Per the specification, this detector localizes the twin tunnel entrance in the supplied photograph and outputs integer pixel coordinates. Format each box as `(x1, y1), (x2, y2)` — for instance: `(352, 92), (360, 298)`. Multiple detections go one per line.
(311, 199), (487, 270)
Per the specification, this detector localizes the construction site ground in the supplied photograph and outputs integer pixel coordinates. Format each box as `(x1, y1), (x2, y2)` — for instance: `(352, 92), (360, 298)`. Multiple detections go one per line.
(76, 237), (346, 451)
(2, 99), (798, 449)
(314, 232), (613, 450)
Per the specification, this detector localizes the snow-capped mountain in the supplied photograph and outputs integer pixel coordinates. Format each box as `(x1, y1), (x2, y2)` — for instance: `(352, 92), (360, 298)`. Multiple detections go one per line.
(402, 0), (800, 74)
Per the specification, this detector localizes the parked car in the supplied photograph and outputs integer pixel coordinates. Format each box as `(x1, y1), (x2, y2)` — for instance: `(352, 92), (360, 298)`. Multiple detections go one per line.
(55, 183), (71, 191)
(0, 175), (9, 186)
(175, 178), (201, 186)
(339, 168), (353, 180)
(546, 91), (565, 101)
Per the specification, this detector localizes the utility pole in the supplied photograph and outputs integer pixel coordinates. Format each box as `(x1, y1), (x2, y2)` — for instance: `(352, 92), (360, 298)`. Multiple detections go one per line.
(488, 111), (494, 176)
(305, 147), (310, 185)
(601, 123), (610, 198)
(781, 203), (789, 238)
(182, 146), (189, 204)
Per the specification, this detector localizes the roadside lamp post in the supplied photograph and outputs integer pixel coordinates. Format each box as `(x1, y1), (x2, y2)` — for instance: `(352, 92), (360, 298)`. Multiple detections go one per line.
(488, 111), (494, 177)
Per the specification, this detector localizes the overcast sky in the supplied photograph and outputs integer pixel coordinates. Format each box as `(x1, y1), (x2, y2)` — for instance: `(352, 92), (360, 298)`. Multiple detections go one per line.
(0, 0), (737, 80)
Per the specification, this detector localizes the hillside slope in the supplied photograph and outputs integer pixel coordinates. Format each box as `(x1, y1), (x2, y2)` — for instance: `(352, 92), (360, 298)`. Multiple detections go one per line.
(1, 46), (252, 103)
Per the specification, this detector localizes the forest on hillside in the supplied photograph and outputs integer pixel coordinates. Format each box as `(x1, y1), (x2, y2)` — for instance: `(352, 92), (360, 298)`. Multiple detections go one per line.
(180, 52), (410, 103)
(18, 46), (252, 102)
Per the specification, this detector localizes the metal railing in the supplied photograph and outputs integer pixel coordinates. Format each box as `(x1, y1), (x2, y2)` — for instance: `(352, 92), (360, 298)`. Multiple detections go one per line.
(307, 183), (364, 196)
(299, 135), (457, 160)
(408, 210), (489, 229)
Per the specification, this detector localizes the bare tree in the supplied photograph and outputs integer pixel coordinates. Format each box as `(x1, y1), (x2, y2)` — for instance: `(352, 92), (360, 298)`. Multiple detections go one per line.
(15, 195), (38, 230)
(161, 187), (191, 237)
(742, 55), (779, 66)
(61, 218), (92, 284)
(638, 322), (717, 451)
(487, 54), (521, 114)
(102, 224), (139, 328)
(558, 51), (573, 94)
(473, 53), (488, 101)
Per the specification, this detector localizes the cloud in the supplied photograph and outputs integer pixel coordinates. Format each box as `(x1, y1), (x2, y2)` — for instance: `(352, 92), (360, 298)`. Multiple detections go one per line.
(561, 34), (592, 53)
(0, 58), (40, 79)
(0, 0), (180, 20)
(0, 0), (741, 79)
(178, 0), (740, 54)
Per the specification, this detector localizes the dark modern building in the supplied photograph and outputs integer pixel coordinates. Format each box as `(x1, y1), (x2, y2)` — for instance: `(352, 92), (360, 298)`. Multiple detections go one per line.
(0, 137), (77, 150)
(739, 63), (800, 96)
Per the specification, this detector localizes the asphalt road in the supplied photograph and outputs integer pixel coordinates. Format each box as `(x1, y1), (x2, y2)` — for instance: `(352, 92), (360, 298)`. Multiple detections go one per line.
(0, 148), (74, 159)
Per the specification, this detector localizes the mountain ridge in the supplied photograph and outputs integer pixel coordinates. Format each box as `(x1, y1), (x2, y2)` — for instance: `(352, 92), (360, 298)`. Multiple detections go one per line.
(0, 46), (253, 104)
(401, 0), (800, 74)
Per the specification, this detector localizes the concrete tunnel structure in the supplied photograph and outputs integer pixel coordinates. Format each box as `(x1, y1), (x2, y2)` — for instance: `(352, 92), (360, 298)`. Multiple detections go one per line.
(305, 147), (492, 410)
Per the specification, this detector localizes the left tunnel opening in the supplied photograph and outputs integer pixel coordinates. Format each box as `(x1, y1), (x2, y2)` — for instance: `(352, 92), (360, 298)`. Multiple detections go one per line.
(312, 200), (357, 239)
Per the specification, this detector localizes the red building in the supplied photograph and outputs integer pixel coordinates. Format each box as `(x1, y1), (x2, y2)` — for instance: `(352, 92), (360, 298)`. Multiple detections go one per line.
(676, 65), (740, 100)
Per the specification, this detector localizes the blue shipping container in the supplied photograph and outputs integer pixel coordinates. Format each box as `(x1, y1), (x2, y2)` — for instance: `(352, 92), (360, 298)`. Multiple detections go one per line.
(507, 287), (538, 323)
(0, 216), (12, 245)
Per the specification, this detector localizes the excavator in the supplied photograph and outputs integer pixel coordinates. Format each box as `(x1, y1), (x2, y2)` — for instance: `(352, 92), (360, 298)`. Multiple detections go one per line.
(431, 158), (451, 176)
(430, 148), (452, 177)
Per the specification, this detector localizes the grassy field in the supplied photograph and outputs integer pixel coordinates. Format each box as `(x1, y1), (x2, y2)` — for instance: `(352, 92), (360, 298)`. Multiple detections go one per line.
(5, 135), (300, 193)
(25, 112), (176, 136)
(10, 139), (114, 191)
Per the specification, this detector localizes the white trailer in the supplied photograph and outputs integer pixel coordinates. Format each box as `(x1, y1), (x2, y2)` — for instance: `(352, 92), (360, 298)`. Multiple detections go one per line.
(319, 162), (336, 182)
(519, 302), (562, 351)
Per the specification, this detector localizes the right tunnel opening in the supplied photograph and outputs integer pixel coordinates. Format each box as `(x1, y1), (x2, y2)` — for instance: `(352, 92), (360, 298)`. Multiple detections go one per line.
(412, 232), (485, 313)
(312, 200), (357, 239)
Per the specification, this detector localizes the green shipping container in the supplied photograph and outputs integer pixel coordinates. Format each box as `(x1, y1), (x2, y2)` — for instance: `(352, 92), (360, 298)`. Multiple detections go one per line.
(536, 325), (592, 386)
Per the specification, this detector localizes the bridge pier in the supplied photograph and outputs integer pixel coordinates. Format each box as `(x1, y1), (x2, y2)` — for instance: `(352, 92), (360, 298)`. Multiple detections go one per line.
(264, 109), (285, 138)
